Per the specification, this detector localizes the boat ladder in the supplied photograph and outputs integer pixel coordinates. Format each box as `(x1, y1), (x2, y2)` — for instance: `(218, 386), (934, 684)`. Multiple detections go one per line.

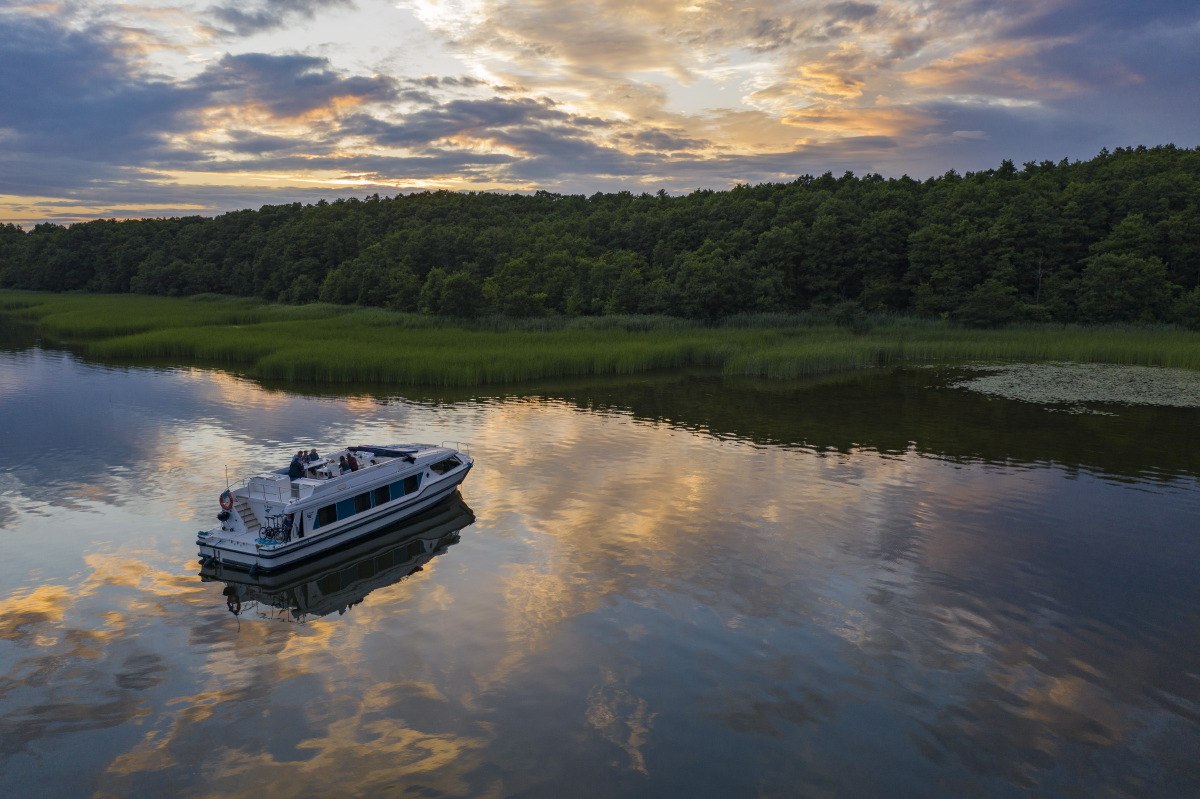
(233, 496), (262, 534)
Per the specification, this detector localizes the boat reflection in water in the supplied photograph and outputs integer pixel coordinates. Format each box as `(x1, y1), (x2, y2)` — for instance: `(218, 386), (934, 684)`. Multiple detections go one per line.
(201, 494), (474, 623)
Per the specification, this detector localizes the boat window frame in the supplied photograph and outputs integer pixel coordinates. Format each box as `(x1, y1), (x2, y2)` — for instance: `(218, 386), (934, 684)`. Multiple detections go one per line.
(429, 456), (461, 475)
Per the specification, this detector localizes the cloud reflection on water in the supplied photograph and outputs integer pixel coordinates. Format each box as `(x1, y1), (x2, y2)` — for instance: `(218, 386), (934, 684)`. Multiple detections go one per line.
(0, 351), (1198, 795)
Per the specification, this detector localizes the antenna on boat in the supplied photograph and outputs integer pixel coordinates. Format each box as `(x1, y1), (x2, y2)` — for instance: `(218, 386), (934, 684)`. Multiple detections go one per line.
(225, 464), (230, 490)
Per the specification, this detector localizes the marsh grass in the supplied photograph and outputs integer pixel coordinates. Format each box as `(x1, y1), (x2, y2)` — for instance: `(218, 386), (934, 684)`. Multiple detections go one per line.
(3, 291), (1198, 386)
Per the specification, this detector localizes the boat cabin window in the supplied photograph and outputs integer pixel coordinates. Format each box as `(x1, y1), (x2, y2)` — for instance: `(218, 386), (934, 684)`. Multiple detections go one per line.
(313, 473), (427, 530)
(390, 473), (422, 498)
(430, 456), (461, 475)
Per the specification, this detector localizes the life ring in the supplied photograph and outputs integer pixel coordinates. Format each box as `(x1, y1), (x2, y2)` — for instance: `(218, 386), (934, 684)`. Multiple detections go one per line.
(219, 490), (234, 511)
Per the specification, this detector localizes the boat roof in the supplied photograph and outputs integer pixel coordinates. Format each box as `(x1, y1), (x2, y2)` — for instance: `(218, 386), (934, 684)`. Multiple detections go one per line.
(261, 443), (462, 477)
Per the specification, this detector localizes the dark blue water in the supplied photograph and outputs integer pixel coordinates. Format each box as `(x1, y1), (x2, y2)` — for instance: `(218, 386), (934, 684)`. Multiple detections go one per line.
(1, 349), (1198, 797)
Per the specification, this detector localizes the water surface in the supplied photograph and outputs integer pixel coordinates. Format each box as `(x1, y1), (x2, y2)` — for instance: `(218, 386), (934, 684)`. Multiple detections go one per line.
(1, 349), (1198, 797)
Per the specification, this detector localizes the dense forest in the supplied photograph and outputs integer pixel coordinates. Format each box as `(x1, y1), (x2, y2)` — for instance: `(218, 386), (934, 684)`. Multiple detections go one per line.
(2, 145), (1198, 327)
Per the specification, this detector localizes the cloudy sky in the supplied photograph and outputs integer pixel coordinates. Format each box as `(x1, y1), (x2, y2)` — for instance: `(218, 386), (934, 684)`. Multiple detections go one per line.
(2, 0), (1198, 226)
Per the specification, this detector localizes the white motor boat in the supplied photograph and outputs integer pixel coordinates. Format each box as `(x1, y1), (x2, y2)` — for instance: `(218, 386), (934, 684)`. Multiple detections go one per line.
(202, 494), (474, 622)
(197, 442), (472, 573)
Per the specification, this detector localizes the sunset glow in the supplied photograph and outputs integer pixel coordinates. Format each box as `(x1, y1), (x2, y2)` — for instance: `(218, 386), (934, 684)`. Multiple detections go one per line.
(2, 0), (1197, 225)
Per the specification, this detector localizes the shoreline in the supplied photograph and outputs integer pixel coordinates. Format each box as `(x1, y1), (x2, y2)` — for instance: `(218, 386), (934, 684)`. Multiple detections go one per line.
(4, 291), (1198, 387)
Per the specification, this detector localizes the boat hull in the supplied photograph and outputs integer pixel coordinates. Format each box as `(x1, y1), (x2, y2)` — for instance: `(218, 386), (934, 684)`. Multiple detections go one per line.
(197, 472), (468, 573)
(201, 494), (474, 591)
(198, 499), (473, 622)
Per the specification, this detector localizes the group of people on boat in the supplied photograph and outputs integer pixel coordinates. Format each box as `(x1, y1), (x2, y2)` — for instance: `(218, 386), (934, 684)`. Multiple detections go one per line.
(287, 449), (318, 479)
(287, 448), (361, 480)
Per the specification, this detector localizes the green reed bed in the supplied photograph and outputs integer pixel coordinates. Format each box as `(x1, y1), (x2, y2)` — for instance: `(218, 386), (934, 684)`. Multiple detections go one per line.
(0, 291), (357, 339)
(724, 325), (1200, 379)
(250, 328), (738, 385)
(75, 310), (738, 385)
(3, 291), (1198, 386)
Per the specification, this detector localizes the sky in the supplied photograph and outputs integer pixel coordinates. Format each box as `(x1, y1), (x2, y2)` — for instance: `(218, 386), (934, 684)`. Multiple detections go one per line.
(1, 0), (1198, 226)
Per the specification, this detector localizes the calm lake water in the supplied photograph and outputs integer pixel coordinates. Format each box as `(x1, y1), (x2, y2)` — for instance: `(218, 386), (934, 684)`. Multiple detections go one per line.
(1, 347), (1199, 798)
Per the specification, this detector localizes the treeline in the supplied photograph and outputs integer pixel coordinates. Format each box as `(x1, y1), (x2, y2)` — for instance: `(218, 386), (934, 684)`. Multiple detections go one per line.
(2, 144), (1198, 326)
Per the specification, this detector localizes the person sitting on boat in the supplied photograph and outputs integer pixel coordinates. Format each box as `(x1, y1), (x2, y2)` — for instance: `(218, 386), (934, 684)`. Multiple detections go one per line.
(338, 455), (349, 473)
(346, 452), (360, 471)
(288, 451), (306, 480)
(307, 448), (320, 462)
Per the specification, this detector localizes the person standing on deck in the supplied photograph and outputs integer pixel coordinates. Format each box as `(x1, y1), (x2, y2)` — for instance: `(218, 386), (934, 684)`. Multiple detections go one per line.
(288, 450), (305, 480)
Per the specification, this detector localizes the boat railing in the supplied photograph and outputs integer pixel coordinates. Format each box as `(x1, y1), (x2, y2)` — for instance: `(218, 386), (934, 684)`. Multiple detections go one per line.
(440, 440), (471, 456)
(237, 477), (291, 503)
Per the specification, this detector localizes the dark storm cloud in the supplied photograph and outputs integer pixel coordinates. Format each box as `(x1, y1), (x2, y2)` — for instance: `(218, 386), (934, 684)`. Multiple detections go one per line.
(0, 8), (647, 213)
(1005, 0), (1200, 38)
(393, 88), (440, 105)
(207, 0), (354, 36)
(658, 137), (901, 186)
(0, 153), (139, 198)
(0, 15), (201, 162)
(506, 134), (904, 195)
(156, 148), (517, 177)
(923, 101), (1098, 159)
(918, 6), (1200, 163)
(746, 3), (879, 53)
(223, 130), (323, 155)
(496, 127), (648, 179)
(343, 97), (570, 146)
(893, 1), (1200, 166)
(825, 2), (877, 22)
(949, 0), (1200, 99)
(888, 33), (926, 59)
(0, 13), (404, 201)
(620, 129), (706, 153)
(328, 149), (518, 175)
(1034, 15), (1200, 92)
(0, 12), (419, 219)
(747, 17), (799, 52)
(409, 75), (490, 89)
(190, 52), (398, 118)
